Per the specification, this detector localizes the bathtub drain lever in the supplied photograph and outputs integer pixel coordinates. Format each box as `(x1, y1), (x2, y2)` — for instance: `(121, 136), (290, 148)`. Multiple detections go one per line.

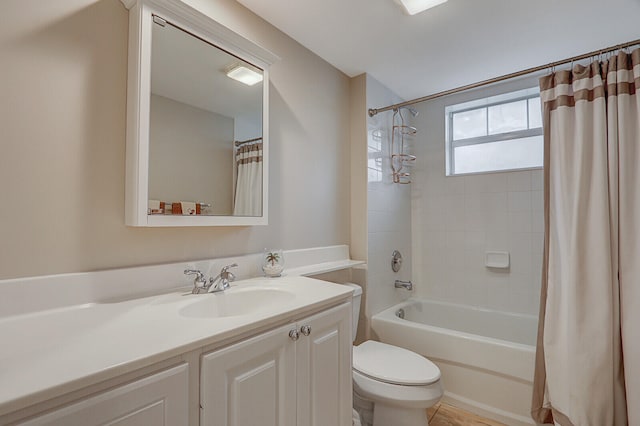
(394, 280), (413, 290)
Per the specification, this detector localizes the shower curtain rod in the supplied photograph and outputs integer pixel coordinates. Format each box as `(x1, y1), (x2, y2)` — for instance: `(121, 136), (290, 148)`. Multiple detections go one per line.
(368, 37), (640, 117)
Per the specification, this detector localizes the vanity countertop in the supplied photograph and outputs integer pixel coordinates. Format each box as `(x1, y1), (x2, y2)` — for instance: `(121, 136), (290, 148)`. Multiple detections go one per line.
(0, 276), (353, 417)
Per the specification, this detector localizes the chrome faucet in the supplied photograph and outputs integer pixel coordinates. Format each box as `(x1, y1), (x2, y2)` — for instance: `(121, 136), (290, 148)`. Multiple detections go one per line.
(207, 263), (238, 293)
(394, 279), (413, 291)
(184, 264), (238, 294)
(184, 269), (208, 294)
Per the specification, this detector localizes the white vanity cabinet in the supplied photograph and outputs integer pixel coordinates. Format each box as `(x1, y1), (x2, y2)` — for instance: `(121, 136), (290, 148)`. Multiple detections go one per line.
(200, 302), (352, 426)
(0, 273), (355, 426)
(19, 364), (189, 426)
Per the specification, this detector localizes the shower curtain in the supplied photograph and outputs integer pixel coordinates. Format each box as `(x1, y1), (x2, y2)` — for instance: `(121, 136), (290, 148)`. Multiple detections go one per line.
(532, 48), (640, 426)
(233, 142), (263, 216)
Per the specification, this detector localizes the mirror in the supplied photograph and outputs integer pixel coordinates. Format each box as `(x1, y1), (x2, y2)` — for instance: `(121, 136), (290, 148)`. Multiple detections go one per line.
(122, 0), (278, 227)
(149, 20), (263, 217)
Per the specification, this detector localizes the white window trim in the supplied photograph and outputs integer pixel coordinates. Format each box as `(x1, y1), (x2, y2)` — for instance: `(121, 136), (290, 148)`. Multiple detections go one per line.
(445, 89), (543, 176)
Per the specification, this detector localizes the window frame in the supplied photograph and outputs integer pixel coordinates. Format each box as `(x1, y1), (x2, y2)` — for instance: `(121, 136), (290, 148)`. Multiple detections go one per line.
(446, 91), (543, 176)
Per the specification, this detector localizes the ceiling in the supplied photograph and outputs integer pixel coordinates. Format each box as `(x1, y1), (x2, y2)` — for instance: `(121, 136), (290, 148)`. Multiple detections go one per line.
(236, 0), (640, 102)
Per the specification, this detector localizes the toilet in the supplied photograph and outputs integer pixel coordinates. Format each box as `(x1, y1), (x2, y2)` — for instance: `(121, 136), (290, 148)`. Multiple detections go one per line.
(346, 283), (443, 426)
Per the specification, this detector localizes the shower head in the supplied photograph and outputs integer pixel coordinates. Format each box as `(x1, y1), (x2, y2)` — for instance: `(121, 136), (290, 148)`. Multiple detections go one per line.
(400, 106), (419, 117)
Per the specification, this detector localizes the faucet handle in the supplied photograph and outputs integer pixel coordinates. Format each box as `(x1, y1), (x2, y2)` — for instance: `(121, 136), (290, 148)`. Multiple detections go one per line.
(206, 264), (238, 293)
(221, 263), (238, 273)
(220, 263), (237, 283)
(184, 269), (204, 279)
(184, 269), (207, 293)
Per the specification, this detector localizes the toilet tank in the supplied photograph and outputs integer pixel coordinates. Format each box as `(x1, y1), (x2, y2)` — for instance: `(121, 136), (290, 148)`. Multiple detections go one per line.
(344, 283), (362, 343)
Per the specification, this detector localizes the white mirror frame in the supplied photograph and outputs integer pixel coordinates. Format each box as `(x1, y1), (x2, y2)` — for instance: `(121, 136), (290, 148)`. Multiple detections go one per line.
(121, 0), (278, 226)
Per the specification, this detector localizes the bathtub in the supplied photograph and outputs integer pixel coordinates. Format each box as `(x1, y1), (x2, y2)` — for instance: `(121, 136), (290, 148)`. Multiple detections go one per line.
(371, 299), (537, 426)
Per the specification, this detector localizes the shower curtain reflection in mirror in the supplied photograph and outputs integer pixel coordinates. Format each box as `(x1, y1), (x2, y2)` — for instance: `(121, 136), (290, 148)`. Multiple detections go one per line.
(233, 140), (263, 216)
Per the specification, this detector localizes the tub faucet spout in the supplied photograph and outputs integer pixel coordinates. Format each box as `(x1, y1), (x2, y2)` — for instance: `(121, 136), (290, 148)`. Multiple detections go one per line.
(394, 280), (413, 290)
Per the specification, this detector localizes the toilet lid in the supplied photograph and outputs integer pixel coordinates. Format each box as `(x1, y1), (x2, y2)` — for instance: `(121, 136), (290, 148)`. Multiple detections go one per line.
(353, 341), (441, 386)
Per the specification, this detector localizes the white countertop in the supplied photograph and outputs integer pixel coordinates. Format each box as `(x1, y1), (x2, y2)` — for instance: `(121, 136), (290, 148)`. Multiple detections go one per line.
(285, 259), (365, 277)
(0, 276), (353, 417)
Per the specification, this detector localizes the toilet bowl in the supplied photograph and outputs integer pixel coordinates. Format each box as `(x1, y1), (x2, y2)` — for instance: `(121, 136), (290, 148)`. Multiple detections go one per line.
(346, 283), (443, 426)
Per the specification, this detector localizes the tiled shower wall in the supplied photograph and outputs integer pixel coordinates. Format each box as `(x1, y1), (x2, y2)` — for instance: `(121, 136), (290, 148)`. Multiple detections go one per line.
(411, 77), (544, 316)
(366, 76), (413, 318)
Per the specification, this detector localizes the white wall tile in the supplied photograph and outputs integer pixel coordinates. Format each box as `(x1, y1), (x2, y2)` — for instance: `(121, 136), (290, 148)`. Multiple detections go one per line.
(464, 194), (486, 231)
(423, 230), (447, 249)
(532, 209), (545, 233)
(423, 199), (444, 231)
(531, 190), (544, 212)
(464, 280), (488, 306)
(531, 169), (544, 191)
(443, 176), (465, 194)
(509, 249), (532, 276)
(531, 232), (544, 255)
(464, 231), (486, 251)
(507, 171), (532, 191)
(443, 246), (463, 269)
(509, 232), (532, 254)
(532, 254), (544, 282)
(368, 190), (387, 212)
(442, 194), (466, 231)
(508, 210), (532, 233)
(410, 91), (543, 316)
(368, 211), (384, 234)
(366, 78), (414, 317)
(486, 231), (509, 251)
(485, 210), (509, 235)
(508, 191), (532, 212)
(446, 231), (466, 249)
(465, 173), (508, 193)
(481, 193), (509, 234)
(486, 273), (511, 311)
(509, 288), (540, 315)
(414, 169), (543, 314)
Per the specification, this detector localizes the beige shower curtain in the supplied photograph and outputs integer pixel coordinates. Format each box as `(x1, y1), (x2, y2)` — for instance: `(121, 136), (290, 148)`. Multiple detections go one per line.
(233, 142), (263, 216)
(532, 48), (640, 426)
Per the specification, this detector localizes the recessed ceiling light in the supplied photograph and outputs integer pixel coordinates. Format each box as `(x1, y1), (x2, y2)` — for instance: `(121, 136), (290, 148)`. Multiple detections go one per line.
(225, 64), (263, 86)
(395, 0), (448, 15)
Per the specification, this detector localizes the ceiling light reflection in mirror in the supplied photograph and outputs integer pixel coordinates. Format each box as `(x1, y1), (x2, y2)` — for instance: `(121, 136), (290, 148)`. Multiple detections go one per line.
(395, 0), (447, 15)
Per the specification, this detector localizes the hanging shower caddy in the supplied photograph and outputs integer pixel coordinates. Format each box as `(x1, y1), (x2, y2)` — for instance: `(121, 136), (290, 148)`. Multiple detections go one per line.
(391, 108), (416, 184)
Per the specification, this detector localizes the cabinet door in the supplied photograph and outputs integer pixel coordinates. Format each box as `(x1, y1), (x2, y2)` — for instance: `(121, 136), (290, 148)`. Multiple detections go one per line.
(20, 364), (189, 426)
(201, 324), (296, 426)
(296, 302), (352, 426)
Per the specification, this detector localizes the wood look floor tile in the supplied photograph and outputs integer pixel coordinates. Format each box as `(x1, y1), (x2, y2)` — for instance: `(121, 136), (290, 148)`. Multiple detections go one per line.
(427, 402), (441, 421)
(428, 403), (506, 426)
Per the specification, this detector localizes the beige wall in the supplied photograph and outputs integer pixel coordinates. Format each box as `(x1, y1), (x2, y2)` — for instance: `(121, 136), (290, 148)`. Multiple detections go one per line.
(0, 0), (350, 279)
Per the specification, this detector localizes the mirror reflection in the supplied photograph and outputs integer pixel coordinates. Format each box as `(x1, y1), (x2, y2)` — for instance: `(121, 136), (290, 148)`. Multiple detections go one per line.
(148, 18), (263, 217)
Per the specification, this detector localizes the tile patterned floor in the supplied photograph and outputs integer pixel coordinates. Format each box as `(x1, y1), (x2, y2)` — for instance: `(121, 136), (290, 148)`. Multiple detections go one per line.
(427, 403), (507, 426)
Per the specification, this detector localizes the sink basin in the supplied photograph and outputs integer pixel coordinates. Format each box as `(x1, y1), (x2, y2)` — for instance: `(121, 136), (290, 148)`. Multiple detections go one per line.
(178, 287), (296, 319)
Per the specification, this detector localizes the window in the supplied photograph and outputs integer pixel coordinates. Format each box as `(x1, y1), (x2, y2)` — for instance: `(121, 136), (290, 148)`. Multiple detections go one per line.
(445, 88), (543, 176)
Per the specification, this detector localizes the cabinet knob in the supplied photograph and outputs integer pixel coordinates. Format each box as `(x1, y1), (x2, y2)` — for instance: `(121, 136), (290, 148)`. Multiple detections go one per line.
(289, 329), (300, 341)
(300, 325), (312, 336)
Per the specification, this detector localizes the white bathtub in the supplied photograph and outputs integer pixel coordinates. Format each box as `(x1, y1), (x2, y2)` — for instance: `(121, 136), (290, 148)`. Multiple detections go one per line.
(371, 299), (537, 426)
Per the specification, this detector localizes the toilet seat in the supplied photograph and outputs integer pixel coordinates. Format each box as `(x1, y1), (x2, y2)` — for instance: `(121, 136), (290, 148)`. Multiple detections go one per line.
(353, 341), (441, 386)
